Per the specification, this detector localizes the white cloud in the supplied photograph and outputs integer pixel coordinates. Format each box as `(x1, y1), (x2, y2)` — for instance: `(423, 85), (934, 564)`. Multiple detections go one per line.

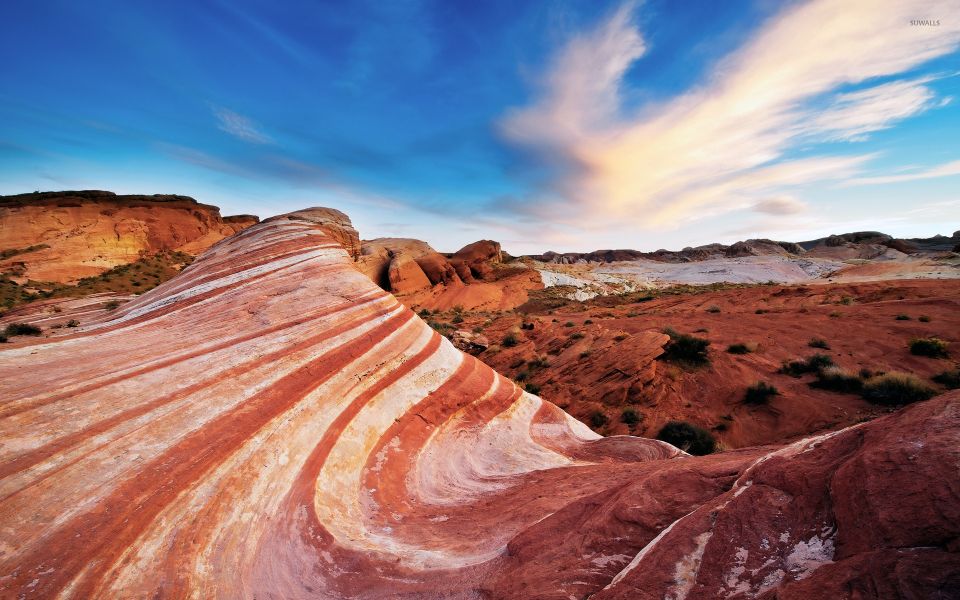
(843, 159), (960, 186)
(213, 107), (273, 144)
(753, 196), (807, 215)
(498, 0), (960, 228)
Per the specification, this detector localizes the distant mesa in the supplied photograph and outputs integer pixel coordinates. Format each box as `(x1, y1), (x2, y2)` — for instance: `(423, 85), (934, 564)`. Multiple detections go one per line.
(0, 190), (259, 283)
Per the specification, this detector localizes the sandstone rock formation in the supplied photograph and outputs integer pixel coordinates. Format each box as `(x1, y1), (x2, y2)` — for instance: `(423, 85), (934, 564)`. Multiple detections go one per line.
(0, 208), (956, 599)
(0, 190), (258, 282)
(358, 237), (540, 311)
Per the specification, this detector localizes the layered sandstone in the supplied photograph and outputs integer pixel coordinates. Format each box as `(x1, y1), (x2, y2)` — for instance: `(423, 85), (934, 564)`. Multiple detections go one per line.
(0, 208), (956, 599)
(358, 237), (540, 311)
(0, 190), (258, 282)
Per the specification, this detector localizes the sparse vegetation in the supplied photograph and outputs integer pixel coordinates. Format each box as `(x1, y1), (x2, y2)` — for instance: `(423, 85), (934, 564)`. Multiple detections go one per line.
(808, 338), (830, 349)
(528, 356), (550, 369)
(451, 314), (464, 324)
(727, 343), (752, 355)
(0, 244), (49, 260)
(932, 369), (959, 390)
(861, 372), (936, 406)
(579, 351), (591, 359)
(909, 337), (949, 358)
(589, 411), (608, 428)
(570, 332), (585, 340)
(583, 319), (593, 325)
(525, 382), (541, 395)
(919, 315), (931, 323)
(502, 333), (519, 347)
(661, 330), (710, 366)
(621, 408), (641, 425)
(706, 305), (721, 313)
(755, 308), (768, 314)
(895, 314), (910, 321)
(66, 319), (79, 328)
(3, 322), (42, 337)
(656, 421), (715, 455)
(614, 334), (628, 341)
(810, 367), (864, 394)
(744, 381), (779, 405)
(564, 321), (575, 327)
(780, 353), (834, 377)
(104, 300), (121, 310)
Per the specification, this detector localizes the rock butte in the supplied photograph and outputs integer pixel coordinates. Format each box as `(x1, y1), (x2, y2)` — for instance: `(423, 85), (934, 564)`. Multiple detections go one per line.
(0, 208), (957, 599)
(0, 190), (259, 283)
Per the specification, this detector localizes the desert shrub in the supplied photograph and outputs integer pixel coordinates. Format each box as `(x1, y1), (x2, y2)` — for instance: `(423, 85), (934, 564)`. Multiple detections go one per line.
(579, 351), (592, 359)
(909, 338), (949, 358)
(472, 326), (483, 333)
(528, 357), (550, 369)
(755, 309), (768, 314)
(564, 321), (575, 327)
(839, 296), (854, 305)
(861, 373), (936, 406)
(714, 422), (728, 432)
(104, 300), (121, 310)
(452, 304), (464, 314)
(706, 305), (721, 313)
(525, 382), (541, 394)
(656, 421), (715, 455)
(451, 314), (464, 324)
(590, 411), (609, 428)
(514, 371), (528, 382)
(614, 334), (629, 341)
(727, 343), (752, 354)
(0, 334), (7, 343)
(570, 332), (585, 340)
(662, 332), (710, 366)
(810, 367), (864, 393)
(621, 408), (642, 425)
(808, 338), (830, 349)
(520, 322), (534, 330)
(744, 381), (779, 405)
(919, 315), (931, 323)
(932, 369), (960, 389)
(780, 353), (834, 377)
(895, 314), (910, 321)
(66, 319), (79, 328)
(3, 323), (41, 337)
(502, 333), (519, 347)
(584, 319), (593, 325)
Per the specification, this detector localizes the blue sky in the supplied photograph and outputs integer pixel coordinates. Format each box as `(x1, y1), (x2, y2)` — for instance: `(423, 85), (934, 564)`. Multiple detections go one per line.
(2, 0), (959, 253)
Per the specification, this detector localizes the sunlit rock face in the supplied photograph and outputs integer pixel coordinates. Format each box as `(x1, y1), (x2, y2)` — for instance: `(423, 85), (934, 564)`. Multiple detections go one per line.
(0, 190), (259, 282)
(0, 208), (956, 599)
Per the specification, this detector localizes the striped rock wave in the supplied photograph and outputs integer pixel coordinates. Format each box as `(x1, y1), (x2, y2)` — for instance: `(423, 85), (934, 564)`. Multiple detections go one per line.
(1, 209), (957, 599)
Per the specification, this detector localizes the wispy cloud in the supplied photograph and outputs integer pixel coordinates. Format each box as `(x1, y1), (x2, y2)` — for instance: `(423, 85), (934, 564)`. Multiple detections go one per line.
(843, 159), (960, 186)
(213, 107), (273, 144)
(811, 76), (942, 142)
(752, 196), (807, 215)
(499, 0), (960, 229)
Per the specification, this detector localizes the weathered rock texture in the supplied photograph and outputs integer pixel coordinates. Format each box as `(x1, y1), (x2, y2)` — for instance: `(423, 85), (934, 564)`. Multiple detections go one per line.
(0, 190), (258, 282)
(0, 208), (956, 599)
(358, 237), (540, 311)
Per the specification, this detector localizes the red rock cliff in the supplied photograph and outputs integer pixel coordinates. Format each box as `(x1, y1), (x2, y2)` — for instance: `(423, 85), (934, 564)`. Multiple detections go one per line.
(0, 190), (259, 282)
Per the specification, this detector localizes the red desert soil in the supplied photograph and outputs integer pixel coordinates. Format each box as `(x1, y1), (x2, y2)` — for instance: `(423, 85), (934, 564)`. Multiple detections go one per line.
(0, 208), (956, 598)
(455, 278), (959, 448)
(0, 190), (258, 283)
